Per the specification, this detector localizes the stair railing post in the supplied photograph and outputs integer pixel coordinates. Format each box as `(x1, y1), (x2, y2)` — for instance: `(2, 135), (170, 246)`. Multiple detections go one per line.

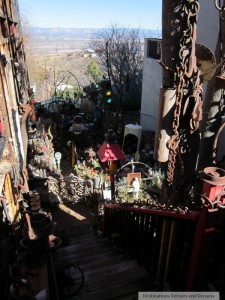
(103, 204), (110, 236)
(185, 207), (218, 290)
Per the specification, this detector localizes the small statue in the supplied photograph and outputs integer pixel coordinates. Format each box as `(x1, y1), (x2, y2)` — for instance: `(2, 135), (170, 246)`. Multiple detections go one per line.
(132, 177), (140, 200)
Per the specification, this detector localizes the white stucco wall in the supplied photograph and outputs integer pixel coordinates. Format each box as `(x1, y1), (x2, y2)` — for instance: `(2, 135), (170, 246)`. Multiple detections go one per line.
(140, 38), (162, 132)
(140, 0), (219, 133)
(197, 0), (219, 54)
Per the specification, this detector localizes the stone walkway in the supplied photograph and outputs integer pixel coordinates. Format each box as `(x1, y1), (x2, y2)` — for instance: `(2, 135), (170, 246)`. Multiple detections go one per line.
(50, 158), (99, 238)
(52, 202), (97, 234)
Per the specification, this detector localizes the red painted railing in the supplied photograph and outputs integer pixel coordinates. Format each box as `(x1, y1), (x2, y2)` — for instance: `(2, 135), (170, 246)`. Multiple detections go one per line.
(103, 203), (219, 291)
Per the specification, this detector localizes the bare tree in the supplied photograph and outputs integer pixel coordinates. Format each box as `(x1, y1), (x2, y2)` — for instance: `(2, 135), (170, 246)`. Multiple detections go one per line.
(19, 11), (47, 100)
(48, 69), (69, 99)
(90, 24), (143, 110)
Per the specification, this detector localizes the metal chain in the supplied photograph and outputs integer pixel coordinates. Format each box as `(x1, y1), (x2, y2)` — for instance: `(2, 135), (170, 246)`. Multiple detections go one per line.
(166, 0), (200, 184)
(215, 0), (225, 12)
(212, 121), (225, 164)
(215, 0), (225, 66)
(167, 71), (185, 183)
(212, 0), (225, 167)
(201, 191), (225, 210)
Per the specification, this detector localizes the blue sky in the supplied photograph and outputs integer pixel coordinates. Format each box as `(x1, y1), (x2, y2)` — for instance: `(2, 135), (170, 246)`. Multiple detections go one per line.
(18, 0), (162, 29)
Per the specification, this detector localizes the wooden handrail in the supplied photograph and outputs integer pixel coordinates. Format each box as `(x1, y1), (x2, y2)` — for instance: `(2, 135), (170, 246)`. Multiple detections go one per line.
(102, 203), (218, 291)
(103, 203), (199, 221)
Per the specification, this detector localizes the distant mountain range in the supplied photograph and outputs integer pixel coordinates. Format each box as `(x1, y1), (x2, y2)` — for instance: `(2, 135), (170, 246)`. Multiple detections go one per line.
(29, 27), (161, 55)
(31, 27), (161, 39)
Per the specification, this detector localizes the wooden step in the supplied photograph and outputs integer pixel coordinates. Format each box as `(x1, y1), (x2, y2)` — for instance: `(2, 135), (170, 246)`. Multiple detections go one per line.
(52, 231), (159, 300)
(56, 234), (109, 249)
(80, 254), (127, 272)
(69, 235), (97, 245)
(68, 232), (104, 244)
(55, 250), (124, 269)
(54, 244), (111, 263)
(80, 265), (147, 292)
(68, 259), (141, 280)
(54, 239), (109, 257)
(61, 224), (92, 237)
(72, 275), (156, 300)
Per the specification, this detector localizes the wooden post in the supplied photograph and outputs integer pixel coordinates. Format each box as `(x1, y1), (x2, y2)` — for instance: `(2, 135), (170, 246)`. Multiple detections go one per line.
(185, 207), (218, 290)
(103, 205), (110, 237)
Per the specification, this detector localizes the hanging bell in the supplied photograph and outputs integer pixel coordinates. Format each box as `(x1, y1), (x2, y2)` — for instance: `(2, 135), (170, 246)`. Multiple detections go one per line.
(215, 74), (225, 89)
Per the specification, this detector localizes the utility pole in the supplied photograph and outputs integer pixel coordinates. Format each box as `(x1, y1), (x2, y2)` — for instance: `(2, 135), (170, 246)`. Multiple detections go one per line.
(161, 0), (182, 88)
(158, 0), (183, 204)
(156, 0), (201, 205)
(45, 60), (49, 100)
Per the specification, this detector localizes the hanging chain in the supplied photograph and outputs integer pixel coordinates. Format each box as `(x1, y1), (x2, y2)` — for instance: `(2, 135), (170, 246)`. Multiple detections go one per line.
(215, 0), (225, 72)
(213, 0), (225, 167)
(166, 0), (200, 184)
(215, 0), (225, 13)
(166, 71), (185, 183)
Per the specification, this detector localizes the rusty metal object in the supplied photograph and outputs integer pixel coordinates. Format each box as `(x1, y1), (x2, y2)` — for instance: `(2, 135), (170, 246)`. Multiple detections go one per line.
(20, 103), (34, 173)
(216, 74), (225, 89)
(182, 83), (203, 132)
(154, 88), (176, 163)
(201, 166), (225, 185)
(215, 0), (225, 11)
(200, 165), (225, 210)
(28, 123), (57, 177)
(212, 121), (225, 165)
(25, 213), (38, 240)
(166, 72), (185, 183)
(59, 173), (92, 203)
(19, 103), (33, 121)
(196, 44), (216, 83)
(29, 191), (41, 212)
(166, 0), (202, 184)
(184, 22), (198, 78)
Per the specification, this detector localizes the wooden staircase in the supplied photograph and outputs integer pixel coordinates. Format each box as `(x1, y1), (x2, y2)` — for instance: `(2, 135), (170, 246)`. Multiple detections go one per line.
(52, 227), (161, 300)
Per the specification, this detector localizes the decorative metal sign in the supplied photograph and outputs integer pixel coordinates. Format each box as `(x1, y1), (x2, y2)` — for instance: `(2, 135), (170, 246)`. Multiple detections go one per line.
(127, 172), (141, 186)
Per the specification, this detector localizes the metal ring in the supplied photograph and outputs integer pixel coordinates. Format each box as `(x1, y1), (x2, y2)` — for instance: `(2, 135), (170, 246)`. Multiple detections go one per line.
(218, 202), (225, 208)
(215, 0), (225, 11)
(220, 9), (225, 21)
(190, 2), (200, 16)
(201, 195), (215, 209)
(179, 46), (187, 60)
(185, 1), (200, 16)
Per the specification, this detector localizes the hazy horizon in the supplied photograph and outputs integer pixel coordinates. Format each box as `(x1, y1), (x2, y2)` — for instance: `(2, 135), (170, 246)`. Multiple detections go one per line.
(18, 0), (162, 30)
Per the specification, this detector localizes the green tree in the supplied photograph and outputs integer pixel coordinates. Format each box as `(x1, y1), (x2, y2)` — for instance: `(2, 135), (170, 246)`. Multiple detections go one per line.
(56, 85), (82, 100)
(86, 59), (102, 83)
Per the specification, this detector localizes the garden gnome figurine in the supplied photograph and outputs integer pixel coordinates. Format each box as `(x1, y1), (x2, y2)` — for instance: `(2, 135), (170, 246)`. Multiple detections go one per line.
(132, 177), (140, 200)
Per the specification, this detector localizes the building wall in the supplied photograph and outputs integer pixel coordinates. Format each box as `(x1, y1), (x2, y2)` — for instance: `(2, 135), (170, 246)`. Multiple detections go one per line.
(197, 0), (219, 54)
(140, 0), (219, 132)
(140, 38), (162, 132)
(0, 0), (30, 226)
